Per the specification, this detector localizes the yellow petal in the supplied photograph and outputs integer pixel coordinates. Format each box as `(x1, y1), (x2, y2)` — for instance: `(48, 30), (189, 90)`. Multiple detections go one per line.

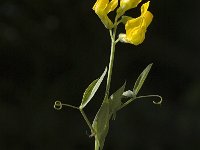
(124, 2), (153, 45)
(105, 0), (118, 13)
(143, 11), (153, 27)
(141, 1), (149, 15)
(93, 0), (109, 12)
(127, 27), (146, 45)
(93, 0), (118, 29)
(125, 18), (145, 45)
(125, 17), (142, 32)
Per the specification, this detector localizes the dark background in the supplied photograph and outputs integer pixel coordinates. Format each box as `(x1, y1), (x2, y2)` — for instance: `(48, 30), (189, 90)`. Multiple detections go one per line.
(1, 0), (200, 150)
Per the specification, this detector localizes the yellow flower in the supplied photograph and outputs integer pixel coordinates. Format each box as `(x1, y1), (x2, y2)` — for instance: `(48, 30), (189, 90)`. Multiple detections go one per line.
(118, 0), (142, 15)
(119, 1), (153, 45)
(93, 0), (118, 29)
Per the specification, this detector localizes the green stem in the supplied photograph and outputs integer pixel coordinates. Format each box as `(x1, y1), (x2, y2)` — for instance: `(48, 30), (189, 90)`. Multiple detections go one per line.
(105, 26), (117, 99)
(95, 139), (99, 150)
(79, 108), (95, 135)
(96, 18), (119, 150)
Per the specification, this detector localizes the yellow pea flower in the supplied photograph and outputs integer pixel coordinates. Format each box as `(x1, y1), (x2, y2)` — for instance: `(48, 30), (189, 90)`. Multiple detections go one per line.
(93, 0), (118, 29)
(119, 1), (153, 45)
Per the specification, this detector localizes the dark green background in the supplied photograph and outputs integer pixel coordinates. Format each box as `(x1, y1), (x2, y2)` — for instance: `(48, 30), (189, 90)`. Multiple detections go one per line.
(1, 0), (200, 150)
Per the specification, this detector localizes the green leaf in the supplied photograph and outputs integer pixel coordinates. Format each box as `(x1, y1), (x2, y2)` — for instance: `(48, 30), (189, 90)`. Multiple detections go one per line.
(134, 63), (153, 95)
(109, 82), (126, 120)
(80, 67), (107, 109)
(92, 100), (110, 150)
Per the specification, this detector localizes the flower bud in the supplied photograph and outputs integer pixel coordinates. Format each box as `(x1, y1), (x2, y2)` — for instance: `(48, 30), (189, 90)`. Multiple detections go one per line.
(93, 0), (118, 29)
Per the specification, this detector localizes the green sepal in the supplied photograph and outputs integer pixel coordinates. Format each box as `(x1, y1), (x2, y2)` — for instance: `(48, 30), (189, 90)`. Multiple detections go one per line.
(134, 63), (153, 95)
(121, 16), (133, 24)
(79, 67), (107, 109)
(109, 82), (126, 120)
(92, 99), (110, 150)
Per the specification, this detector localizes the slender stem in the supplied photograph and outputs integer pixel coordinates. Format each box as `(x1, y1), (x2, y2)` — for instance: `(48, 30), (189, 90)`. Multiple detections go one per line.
(95, 139), (99, 150)
(95, 17), (119, 150)
(115, 37), (120, 44)
(105, 36), (115, 98)
(79, 108), (95, 135)
(105, 25), (117, 99)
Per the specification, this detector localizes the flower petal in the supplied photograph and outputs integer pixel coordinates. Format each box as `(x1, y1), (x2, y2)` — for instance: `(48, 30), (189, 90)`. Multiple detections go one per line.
(141, 1), (150, 15)
(105, 0), (118, 13)
(93, 0), (117, 29)
(123, 1), (153, 45)
(125, 18), (145, 45)
(143, 11), (153, 27)
(93, 0), (109, 12)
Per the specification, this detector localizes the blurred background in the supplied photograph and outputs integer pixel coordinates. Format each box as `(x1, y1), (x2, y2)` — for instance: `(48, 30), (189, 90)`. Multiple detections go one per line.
(1, 0), (200, 150)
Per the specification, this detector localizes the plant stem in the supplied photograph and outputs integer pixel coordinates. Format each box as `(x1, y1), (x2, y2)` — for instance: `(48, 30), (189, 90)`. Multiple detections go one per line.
(79, 108), (95, 135)
(95, 139), (99, 150)
(95, 19), (119, 150)
(105, 27), (117, 99)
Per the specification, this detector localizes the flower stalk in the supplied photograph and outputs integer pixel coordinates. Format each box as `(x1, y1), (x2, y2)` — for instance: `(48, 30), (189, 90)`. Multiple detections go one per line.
(105, 31), (116, 99)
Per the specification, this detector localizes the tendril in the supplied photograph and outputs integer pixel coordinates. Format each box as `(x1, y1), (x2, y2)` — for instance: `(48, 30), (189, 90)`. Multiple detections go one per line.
(54, 101), (79, 110)
(136, 95), (163, 105)
(54, 101), (62, 110)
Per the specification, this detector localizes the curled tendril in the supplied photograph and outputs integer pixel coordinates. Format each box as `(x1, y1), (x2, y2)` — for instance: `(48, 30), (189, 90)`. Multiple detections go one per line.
(54, 101), (62, 110)
(54, 100), (79, 110)
(136, 95), (163, 105)
(152, 95), (163, 105)
(120, 94), (163, 110)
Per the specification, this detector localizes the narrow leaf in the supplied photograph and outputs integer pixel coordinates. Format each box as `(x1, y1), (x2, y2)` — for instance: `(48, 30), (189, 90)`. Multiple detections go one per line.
(109, 82), (126, 120)
(92, 100), (110, 150)
(134, 63), (153, 95)
(80, 67), (107, 109)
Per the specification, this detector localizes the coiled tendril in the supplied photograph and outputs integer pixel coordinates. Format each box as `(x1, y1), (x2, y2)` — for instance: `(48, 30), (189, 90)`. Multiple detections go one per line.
(54, 101), (79, 110)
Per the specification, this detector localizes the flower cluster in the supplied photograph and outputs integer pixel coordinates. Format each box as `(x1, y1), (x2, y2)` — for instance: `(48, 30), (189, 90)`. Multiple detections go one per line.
(93, 0), (153, 45)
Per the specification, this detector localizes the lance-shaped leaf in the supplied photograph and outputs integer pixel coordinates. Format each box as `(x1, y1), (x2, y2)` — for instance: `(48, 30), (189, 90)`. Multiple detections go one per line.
(109, 82), (126, 120)
(79, 67), (107, 109)
(134, 63), (153, 95)
(92, 100), (110, 150)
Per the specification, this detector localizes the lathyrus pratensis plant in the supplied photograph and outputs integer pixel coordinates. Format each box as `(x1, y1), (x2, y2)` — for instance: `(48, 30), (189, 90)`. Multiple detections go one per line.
(54, 0), (162, 150)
